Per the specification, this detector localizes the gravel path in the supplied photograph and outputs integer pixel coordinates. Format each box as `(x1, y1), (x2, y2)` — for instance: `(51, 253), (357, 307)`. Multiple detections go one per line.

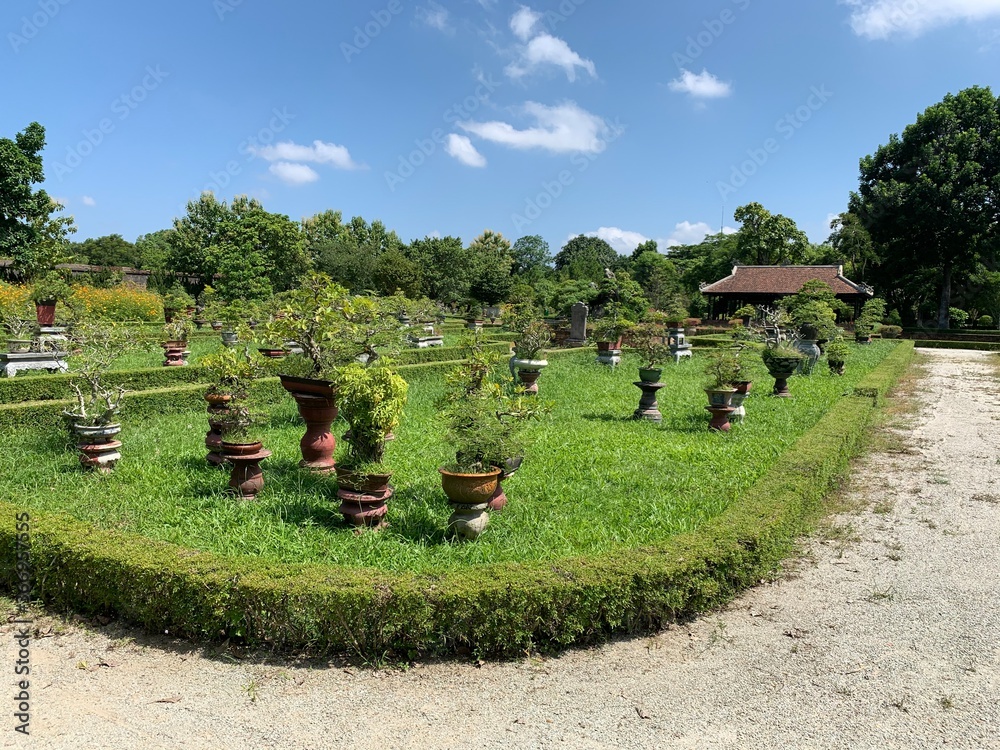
(6, 348), (999, 750)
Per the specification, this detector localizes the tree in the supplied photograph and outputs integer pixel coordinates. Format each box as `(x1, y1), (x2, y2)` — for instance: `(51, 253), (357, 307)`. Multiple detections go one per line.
(510, 235), (552, 276)
(133, 229), (175, 273)
(404, 235), (471, 304)
(554, 235), (618, 281)
(0, 122), (69, 279)
(631, 239), (659, 260)
(467, 230), (514, 307)
(733, 202), (809, 266)
(826, 212), (877, 280)
(372, 247), (424, 298)
(632, 251), (682, 310)
(169, 193), (307, 301)
(70, 234), (137, 267)
(850, 86), (1000, 328)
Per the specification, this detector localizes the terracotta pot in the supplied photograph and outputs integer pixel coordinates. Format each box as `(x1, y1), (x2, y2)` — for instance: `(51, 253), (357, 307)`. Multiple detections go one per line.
(487, 457), (523, 512)
(71, 422), (122, 472)
(705, 405), (736, 432)
(596, 338), (623, 351)
(257, 347), (287, 359)
(279, 374), (336, 400)
(161, 341), (188, 367)
(204, 393), (232, 466)
(221, 440), (264, 456)
(293, 393), (338, 472)
(35, 302), (56, 326)
(204, 392), (232, 407)
(440, 467), (502, 505)
(335, 467), (393, 528)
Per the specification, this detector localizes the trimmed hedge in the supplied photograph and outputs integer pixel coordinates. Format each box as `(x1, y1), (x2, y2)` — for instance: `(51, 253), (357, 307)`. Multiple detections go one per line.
(0, 342), (515, 405)
(912, 340), (1000, 351)
(0, 343), (913, 658)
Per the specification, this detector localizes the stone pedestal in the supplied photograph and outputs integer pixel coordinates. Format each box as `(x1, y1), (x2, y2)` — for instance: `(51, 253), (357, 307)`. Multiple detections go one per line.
(337, 470), (393, 530)
(596, 346), (621, 366)
(632, 381), (666, 423)
(37, 326), (68, 351)
(72, 423), (122, 472)
(222, 447), (271, 499)
(292, 393), (337, 473)
(408, 335), (444, 348)
(705, 405), (736, 432)
(0, 351), (68, 377)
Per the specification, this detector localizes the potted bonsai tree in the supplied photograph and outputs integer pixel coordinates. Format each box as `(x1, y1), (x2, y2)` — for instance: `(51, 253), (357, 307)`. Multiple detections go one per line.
(702, 347), (743, 432)
(825, 339), (850, 375)
(217, 401), (271, 500)
(200, 343), (263, 466)
(334, 362), (408, 529)
(4, 317), (34, 353)
(630, 312), (672, 383)
(61, 323), (141, 472)
(161, 285), (195, 324)
(506, 304), (552, 394)
(161, 312), (194, 366)
(438, 331), (546, 539)
(593, 302), (633, 366)
(30, 271), (72, 326)
(761, 341), (805, 397)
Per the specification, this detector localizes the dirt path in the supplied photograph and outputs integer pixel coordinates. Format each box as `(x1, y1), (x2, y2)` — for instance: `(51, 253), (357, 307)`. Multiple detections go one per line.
(6, 348), (999, 750)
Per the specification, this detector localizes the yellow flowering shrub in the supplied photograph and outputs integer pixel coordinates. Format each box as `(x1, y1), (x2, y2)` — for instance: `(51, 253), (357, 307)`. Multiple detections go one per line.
(0, 283), (33, 321)
(67, 284), (164, 322)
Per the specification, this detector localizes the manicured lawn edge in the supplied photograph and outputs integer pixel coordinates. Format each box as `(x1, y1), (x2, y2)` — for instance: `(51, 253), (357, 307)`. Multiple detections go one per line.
(0, 343), (913, 659)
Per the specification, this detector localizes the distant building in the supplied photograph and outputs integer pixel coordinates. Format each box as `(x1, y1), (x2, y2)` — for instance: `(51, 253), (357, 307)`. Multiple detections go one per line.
(700, 264), (874, 318)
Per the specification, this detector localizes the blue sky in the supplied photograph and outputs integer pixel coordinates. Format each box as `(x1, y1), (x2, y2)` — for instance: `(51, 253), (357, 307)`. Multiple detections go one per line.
(4, 0), (1000, 254)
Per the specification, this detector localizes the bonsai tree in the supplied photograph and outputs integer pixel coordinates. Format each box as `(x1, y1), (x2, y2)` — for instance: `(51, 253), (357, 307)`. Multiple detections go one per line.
(592, 301), (633, 343)
(630, 311), (672, 369)
(29, 270), (72, 305)
(201, 343), (263, 399)
(162, 311), (194, 343)
(214, 399), (260, 445)
(62, 323), (142, 427)
(439, 331), (547, 474)
(335, 362), (408, 473)
(825, 339), (850, 375)
(704, 347), (743, 391)
(161, 285), (195, 316)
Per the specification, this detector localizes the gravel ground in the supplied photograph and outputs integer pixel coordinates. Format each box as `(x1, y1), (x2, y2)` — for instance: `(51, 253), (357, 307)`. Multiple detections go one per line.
(5, 348), (999, 750)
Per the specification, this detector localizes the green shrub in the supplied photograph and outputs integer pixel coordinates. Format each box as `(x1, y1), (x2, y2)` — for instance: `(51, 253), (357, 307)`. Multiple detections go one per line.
(979, 315), (994, 329)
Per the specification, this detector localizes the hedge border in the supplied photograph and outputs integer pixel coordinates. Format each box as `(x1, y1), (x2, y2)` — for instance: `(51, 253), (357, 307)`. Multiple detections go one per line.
(0, 343), (913, 659)
(0, 341), (514, 405)
(912, 340), (1000, 351)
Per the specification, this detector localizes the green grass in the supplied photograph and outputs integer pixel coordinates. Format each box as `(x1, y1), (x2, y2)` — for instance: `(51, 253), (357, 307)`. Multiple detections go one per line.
(1, 342), (898, 574)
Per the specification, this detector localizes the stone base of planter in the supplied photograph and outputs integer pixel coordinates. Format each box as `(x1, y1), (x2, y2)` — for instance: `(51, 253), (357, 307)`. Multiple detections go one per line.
(408, 336), (444, 348)
(596, 349), (621, 366)
(222, 449), (271, 499)
(705, 405), (736, 432)
(448, 502), (491, 540)
(0, 351), (69, 377)
(338, 486), (393, 529)
(632, 381), (665, 423)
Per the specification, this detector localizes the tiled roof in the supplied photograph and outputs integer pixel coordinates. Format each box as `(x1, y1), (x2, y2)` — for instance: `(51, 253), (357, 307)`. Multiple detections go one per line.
(701, 265), (873, 297)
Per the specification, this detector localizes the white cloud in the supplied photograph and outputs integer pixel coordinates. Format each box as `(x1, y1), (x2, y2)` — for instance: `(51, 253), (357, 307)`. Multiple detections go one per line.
(584, 227), (652, 255)
(458, 101), (609, 154)
(269, 162), (320, 185)
(81, 196), (96, 207)
(669, 69), (732, 99)
(445, 134), (488, 167)
(665, 221), (737, 247)
(510, 6), (542, 41)
(506, 33), (597, 82)
(417, 1), (453, 34)
(844, 0), (1000, 39)
(252, 140), (364, 170)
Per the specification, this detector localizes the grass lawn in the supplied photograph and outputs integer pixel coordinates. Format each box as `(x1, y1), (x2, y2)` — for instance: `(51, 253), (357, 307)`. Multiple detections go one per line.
(1, 342), (898, 574)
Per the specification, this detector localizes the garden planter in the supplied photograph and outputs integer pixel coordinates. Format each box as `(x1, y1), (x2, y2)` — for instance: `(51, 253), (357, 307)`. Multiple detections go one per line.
(280, 376), (338, 473)
(795, 340), (821, 375)
(210, 321), (223, 331)
(204, 393), (232, 466)
(220, 441), (270, 499)
(511, 358), (547, 394)
(164, 308), (177, 324)
(704, 387), (737, 408)
(440, 467), (502, 541)
(596, 340), (622, 367)
(633, 380), (665, 423)
(764, 357), (800, 397)
(488, 456), (522, 512)
(257, 347), (287, 359)
(34, 301), (56, 326)
(828, 360), (846, 376)
(335, 467), (393, 529)
(465, 318), (484, 330)
(638, 367), (663, 383)
(161, 340), (188, 367)
(71, 422), (122, 472)
(7, 339), (32, 354)
(220, 330), (238, 347)
(730, 381), (752, 422)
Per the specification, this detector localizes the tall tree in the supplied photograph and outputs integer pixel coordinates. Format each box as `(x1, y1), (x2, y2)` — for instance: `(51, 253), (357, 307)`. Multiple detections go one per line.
(510, 235), (552, 277)
(404, 235), (471, 304)
(732, 202), (809, 266)
(554, 235), (617, 280)
(630, 239), (659, 260)
(467, 230), (514, 307)
(850, 86), (1000, 328)
(1, 122), (69, 279)
(70, 234), (137, 267)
